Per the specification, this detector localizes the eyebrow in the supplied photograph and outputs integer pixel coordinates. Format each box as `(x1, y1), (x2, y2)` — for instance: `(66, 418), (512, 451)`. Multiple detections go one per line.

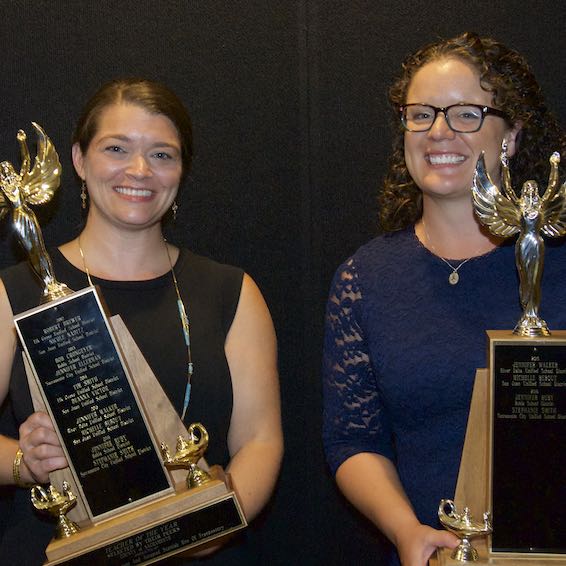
(98, 134), (181, 149)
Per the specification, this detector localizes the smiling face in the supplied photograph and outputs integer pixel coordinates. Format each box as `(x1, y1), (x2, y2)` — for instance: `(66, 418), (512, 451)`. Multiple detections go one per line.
(404, 57), (520, 204)
(72, 103), (182, 231)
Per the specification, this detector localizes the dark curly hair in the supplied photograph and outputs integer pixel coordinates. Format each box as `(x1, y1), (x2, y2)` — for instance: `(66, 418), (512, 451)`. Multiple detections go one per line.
(378, 32), (566, 232)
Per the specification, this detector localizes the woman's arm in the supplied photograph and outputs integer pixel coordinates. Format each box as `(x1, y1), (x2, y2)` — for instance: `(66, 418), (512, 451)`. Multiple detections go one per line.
(336, 453), (458, 566)
(224, 273), (283, 521)
(0, 279), (20, 484)
(0, 279), (66, 486)
(322, 260), (457, 566)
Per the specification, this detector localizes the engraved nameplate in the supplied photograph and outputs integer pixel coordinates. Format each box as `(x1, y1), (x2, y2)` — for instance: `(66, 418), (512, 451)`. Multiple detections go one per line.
(14, 287), (172, 521)
(490, 334), (566, 554)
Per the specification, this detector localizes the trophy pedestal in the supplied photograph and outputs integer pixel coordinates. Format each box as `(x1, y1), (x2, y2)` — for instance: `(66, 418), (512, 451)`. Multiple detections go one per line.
(432, 538), (566, 565)
(15, 291), (246, 565)
(44, 478), (243, 565)
(432, 330), (566, 565)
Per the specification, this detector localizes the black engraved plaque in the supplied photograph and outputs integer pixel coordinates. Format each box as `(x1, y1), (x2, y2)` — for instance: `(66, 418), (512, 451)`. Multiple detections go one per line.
(14, 288), (171, 519)
(63, 496), (244, 566)
(492, 342), (566, 553)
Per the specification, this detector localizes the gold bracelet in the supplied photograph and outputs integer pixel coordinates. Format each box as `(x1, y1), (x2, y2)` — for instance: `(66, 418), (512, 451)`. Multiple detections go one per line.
(13, 448), (35, 488)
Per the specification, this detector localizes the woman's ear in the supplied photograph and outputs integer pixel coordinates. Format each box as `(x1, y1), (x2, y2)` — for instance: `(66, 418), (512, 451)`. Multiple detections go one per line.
(71, 143), (85, 179)
(505, 122), (523, 158)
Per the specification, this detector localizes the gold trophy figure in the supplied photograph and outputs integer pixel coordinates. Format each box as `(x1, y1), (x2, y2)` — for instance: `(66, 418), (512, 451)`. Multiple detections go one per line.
(31, 481), (79, 539)
(0, 123), (72, 302)
(472, 148), (566, 336)
(161, 423), (212, 489)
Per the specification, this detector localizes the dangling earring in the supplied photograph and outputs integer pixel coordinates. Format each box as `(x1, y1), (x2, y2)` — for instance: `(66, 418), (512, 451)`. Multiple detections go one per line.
(500, 138), (509, 168)
(81, 180), (88, 210)
(500, 139), (513, 198)
(171, 201), (179, 222)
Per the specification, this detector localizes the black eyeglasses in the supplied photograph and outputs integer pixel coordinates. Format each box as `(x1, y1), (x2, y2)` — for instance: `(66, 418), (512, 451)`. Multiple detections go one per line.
(400, 103), (510, 133)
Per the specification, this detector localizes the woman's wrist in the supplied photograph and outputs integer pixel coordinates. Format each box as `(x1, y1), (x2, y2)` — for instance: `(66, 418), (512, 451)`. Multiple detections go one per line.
(391, 517), (424, 550)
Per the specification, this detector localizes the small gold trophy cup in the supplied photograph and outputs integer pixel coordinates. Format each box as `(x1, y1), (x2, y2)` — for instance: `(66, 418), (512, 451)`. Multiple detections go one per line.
(31, 481), (80, 540)
(438, 500), (492, 562)
(161, 423), (212, 489)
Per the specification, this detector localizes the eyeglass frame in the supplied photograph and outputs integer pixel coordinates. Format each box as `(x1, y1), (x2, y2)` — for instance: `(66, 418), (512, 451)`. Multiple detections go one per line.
(399, 103), (510, 133)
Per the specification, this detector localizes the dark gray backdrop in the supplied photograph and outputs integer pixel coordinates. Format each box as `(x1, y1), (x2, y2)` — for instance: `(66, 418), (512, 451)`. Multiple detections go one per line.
(0, 2), (564, 564)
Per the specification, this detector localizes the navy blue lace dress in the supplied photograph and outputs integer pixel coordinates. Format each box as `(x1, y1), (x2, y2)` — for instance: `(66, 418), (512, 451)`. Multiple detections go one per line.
(322, 227), (566, 565)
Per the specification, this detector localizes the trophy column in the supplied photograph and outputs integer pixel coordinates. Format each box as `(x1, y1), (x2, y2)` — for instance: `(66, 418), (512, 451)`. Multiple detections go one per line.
(432, 150), (566, 564)
(432, 332), (566, 565)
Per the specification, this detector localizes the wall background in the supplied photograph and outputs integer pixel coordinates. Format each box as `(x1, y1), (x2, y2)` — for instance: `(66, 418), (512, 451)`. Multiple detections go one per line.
(0, 2), (564, 564)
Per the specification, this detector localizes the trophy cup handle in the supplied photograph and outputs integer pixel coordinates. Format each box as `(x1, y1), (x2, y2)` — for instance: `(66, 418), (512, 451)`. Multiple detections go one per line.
(188, 422), (209, 448)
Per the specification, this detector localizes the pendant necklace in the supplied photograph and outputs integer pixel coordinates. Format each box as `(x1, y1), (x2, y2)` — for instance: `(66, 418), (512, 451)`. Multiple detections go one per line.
(436, 256), (471, 285)
(78, 235), (194, 421)
(421, 220), (476, 286)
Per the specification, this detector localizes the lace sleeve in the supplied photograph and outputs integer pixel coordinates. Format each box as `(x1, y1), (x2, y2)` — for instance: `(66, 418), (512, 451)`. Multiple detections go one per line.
(322, 257), (394, 475)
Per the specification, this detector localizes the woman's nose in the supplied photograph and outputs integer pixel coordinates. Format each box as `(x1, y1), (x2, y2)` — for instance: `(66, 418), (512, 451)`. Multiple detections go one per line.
(427, 111), (456, 140)
(127, 154), (152, 177)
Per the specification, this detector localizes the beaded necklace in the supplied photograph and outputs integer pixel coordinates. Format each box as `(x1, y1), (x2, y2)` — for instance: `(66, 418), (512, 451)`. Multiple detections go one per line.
(78, 236), (194, 421)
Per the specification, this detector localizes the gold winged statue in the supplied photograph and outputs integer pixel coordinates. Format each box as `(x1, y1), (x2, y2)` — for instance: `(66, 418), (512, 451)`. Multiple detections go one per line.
(0, 123), (72, 302)
(471, 146), (566, 336)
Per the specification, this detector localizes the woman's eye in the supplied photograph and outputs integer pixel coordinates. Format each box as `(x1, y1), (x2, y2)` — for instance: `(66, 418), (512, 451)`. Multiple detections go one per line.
(105, 145), (124, 153)
(458, 110), (480, 121)
(153, 152), (172, 160)
(407, 109), (432, 121)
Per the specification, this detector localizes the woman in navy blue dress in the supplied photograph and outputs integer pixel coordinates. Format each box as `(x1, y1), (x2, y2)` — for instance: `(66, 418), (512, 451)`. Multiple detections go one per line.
(323, 32), (566, 566)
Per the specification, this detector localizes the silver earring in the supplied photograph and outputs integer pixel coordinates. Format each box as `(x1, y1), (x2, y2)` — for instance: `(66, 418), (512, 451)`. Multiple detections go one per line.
(500, 139), (509, 168)
(81, 180), (88, 210)
(172, 201), (178, 222)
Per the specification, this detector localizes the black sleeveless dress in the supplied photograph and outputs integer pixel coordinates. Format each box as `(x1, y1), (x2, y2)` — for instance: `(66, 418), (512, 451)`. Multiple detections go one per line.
(0, 248), (255, 565)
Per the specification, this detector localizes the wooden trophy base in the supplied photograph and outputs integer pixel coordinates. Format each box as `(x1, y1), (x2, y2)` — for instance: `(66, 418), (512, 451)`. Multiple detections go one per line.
(45, 479), (244, 565)
(432, 538), (566, 566)
(23, 311), (246, 565)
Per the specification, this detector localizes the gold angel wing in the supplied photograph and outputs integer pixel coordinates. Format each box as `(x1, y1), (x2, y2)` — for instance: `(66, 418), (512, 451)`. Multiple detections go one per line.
(540, 152), (566, 237)
(19, 122), (62, 205)
(0, 160), (20, 218)
(540, 184), (566, 237)
(471, 153), (521, 237)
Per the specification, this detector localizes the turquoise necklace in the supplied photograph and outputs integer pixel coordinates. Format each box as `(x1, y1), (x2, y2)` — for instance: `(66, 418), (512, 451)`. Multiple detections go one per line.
(164, 241), (194, 421)
(78, 236), (194, 421)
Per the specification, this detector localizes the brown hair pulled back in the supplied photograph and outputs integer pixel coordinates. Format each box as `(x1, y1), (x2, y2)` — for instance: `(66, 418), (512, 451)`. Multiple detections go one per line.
(73, 78), (193, 181)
